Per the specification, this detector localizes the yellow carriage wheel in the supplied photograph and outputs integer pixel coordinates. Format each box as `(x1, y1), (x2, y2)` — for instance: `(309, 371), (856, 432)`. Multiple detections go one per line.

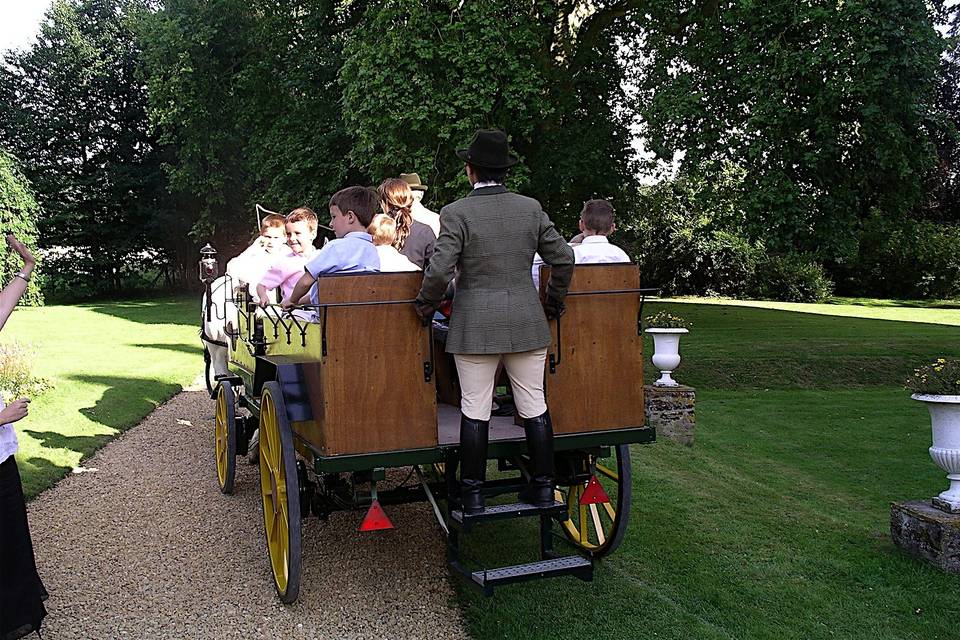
(557, 444), (632, 558)
(214, 381), (237, 494)
(258, 382), (302, 604)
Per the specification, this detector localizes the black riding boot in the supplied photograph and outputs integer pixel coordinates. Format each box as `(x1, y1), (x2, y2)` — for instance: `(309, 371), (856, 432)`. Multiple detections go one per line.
(519, 410), (556, 507)
(459, 413), (489, 514)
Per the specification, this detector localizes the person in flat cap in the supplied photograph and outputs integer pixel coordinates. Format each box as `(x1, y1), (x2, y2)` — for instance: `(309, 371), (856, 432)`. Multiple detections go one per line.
(400, 172), (440, 237)
(415, 129), (574, 514)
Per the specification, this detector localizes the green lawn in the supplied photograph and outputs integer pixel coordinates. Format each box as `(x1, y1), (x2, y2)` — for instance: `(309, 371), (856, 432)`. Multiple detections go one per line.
(7, 296), (202, 498)
(461, 300), (960, 640)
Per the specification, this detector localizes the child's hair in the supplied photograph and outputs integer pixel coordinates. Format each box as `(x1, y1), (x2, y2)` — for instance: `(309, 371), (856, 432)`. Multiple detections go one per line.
(581, 199), (616, 234)
(377, 178), (414, 251)
(330, 186), (378, 227)
(260, 213), (285, 232)
(286, 207), (318, 232)
(368, 213), (398, 247)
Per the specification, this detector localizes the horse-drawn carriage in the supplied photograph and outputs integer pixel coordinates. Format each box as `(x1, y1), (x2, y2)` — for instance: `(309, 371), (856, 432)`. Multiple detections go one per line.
(199, 248), (655, 602)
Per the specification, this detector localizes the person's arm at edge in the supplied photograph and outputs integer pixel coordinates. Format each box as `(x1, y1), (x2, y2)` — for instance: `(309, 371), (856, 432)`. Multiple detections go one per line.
(537, 211), (575, 303)
(283, 270), (317, 310)
(0, 235), (35, 332)
(417, 207), (464, 307)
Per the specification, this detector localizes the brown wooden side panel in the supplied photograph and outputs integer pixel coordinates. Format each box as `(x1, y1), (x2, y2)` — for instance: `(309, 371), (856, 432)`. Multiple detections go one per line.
(540, 264), (645, 434)
(312, 273), (438, 456)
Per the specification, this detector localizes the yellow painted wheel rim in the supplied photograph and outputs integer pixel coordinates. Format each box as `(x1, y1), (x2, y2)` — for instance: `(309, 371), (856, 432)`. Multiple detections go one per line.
(259, 389), (290, 593)
(215, 385), (229, 488)
(559, 457), (620, 551)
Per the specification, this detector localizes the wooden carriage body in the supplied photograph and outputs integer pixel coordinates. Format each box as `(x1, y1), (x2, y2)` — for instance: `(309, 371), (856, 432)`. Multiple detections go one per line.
(229, 264), (648, 466)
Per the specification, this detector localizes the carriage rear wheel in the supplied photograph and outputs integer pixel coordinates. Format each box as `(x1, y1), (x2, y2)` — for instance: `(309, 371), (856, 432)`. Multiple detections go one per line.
(258, 382), (302, 604)
(556, 444), (632, 558)
(214, 381), (237, 494)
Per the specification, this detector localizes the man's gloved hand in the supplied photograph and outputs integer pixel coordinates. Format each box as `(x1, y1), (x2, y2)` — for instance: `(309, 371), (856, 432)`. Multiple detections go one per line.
(415, 300), (437, 326)
(542, 295), (565, 321)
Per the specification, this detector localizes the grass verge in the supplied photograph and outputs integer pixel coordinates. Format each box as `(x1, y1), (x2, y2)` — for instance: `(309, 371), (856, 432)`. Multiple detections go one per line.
(8, 296), (201, 498)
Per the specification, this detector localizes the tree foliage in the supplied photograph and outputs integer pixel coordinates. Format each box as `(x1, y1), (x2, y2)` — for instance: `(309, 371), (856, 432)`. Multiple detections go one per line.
(627, 0), (948, 264)
(0, 150), (43, 306)
(0, 0), (171, 294)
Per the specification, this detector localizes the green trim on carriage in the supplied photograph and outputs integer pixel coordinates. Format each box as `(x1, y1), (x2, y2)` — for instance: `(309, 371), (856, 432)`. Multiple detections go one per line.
(304, 426), (655, 474)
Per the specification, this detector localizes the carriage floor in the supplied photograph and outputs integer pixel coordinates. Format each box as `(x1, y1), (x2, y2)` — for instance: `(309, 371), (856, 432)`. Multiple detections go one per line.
(437, 403), (526, 445)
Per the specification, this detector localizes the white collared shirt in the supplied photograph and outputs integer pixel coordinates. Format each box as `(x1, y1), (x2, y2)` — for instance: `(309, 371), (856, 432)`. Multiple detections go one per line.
(531, 235), (631, 290)
(0, 398), (17, 465)
(573, 235), (631, 264)
(472, 181), (503, 190)
(411, 201), (440, 237)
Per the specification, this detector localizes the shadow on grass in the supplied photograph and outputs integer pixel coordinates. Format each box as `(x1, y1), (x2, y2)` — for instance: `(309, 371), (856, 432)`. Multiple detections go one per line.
(67, 374), (183, 431)
(17, 455), (74, 501)
(83, 296), (199, 327)
(134, 342), (203, 355)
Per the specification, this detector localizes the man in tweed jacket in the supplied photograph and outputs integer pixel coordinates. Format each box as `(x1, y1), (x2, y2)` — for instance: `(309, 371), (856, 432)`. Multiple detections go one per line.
(416, 129), (574, 514)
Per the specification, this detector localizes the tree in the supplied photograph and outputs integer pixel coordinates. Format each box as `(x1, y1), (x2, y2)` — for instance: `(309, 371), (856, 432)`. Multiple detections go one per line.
(626, 0), (947, 265)
(0, 0), (172, 295)
(339, 0), (643, 232)
(140, 0), (366, 252)
(925, 4), (960, 223)
(0, 150), (43, 306)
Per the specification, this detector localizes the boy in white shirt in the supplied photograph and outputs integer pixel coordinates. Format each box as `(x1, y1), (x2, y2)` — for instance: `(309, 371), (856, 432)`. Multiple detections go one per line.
(225, 213), (286, 287)
(532, 199), (631, 289)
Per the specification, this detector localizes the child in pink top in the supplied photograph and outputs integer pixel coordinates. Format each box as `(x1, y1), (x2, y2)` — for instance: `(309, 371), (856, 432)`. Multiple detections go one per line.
(257, 207), (319, 304)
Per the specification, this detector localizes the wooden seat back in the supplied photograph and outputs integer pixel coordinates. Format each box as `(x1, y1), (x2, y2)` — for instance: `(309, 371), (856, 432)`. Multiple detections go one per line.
(539, 263), (645, 434)
(293, 272), (438, 456)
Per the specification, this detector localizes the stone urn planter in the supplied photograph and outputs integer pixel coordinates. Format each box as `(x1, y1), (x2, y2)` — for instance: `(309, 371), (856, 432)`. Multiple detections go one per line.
(645, 327), (688, 387)
(911, 393), (960, 513)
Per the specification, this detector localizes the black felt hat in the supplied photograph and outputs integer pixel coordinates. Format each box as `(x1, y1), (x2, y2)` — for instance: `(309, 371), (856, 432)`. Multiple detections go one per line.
(455, 129), (519, 169)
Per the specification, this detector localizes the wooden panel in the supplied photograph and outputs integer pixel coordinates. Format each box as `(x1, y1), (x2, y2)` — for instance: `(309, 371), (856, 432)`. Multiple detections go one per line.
(304, 272), (438, 456)
(539, 264), (645, 434)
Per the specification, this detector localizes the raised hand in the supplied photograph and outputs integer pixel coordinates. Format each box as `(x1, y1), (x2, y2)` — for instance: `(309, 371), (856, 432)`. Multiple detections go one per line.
(5, 234), (36, 267)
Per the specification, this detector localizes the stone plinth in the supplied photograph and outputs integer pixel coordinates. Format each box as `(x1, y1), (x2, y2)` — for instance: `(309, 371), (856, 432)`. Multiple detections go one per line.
(890, 500), (960, 574)
(644, 384), (696, 447)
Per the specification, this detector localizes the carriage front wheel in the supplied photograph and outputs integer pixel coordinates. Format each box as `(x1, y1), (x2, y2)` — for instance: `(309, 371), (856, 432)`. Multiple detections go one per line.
(556, 444), (632, 558)
(214, 381), (237, 494)
(258, 382), (302, 604)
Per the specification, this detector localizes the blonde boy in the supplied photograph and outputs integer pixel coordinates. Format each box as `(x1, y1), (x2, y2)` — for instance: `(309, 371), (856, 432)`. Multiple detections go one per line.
(225, 213), (286, 286)
(257, 208), (319, 304)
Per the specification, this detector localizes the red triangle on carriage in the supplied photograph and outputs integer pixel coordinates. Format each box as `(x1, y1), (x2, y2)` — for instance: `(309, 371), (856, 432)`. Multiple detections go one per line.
(579, 475), (610, 505)
(359, 499), (394, 531)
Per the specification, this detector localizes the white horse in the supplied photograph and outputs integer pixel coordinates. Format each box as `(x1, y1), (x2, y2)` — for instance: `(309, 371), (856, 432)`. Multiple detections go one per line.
(200, 275), (240, 393)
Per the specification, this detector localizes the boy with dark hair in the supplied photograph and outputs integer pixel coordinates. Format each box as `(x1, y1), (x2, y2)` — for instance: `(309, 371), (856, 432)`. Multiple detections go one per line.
(281, 186), (381, 310)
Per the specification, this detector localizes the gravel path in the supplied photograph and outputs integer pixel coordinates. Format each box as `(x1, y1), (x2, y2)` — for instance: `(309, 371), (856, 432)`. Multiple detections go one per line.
(25, 379), (468, 639)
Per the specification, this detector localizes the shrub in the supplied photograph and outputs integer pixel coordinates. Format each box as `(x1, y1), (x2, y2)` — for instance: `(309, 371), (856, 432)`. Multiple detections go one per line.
(0, 341), (51, 401)
(906, 358), (960, 396)
(644, 310), (691, 329)
(750, 254), (834, 303)
(0, 150), (43, 306)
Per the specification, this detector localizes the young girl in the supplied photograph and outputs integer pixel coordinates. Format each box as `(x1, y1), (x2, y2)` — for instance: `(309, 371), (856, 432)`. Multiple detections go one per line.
(376, 178), (436, 269)
(0, 234), (47, 640)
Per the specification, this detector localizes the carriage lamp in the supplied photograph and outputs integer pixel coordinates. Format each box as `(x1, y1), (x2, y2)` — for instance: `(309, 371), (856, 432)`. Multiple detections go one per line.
(199, 244), (218, 283)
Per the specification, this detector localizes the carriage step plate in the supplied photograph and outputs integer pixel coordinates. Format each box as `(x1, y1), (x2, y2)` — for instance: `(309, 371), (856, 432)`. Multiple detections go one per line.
(470, 556), (592, 594)
(451, 501), (567, 530)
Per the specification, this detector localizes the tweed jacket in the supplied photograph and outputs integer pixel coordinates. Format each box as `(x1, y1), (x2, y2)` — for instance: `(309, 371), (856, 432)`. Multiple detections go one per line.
(418, 185), (574, 354)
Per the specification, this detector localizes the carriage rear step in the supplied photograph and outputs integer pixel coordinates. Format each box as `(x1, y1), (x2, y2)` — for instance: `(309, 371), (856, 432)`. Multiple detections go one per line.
(466, 556), (593, 595)
(451, 501), (567, 530)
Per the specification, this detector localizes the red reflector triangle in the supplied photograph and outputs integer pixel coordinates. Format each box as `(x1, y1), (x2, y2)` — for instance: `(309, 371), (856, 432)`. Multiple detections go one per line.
(579, 475), (610, 505)
(359, 499), (394, 531)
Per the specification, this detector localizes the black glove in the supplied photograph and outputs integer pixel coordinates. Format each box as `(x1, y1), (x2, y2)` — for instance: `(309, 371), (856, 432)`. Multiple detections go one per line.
(415, 300), (437, 326)
(542, 295), (565, 321)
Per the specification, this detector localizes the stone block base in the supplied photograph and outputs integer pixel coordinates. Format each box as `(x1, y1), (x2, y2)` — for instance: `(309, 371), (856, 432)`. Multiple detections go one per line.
(644, 384), (695, 447)
(931, 496), (960, 514)
(890, 500), (960, 574)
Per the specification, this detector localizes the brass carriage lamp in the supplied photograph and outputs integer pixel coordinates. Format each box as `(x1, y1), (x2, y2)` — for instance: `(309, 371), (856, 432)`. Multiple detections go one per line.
(199, 244), (218, 283)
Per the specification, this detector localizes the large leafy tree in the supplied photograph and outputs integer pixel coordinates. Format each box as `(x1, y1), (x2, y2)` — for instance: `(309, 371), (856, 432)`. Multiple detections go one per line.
(339, 0), (644, 232)
(925, 5), (960, 224)
(0, 0), (171, 293)
(626, 0), (948, 264)
(140, 0), (366, 251)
